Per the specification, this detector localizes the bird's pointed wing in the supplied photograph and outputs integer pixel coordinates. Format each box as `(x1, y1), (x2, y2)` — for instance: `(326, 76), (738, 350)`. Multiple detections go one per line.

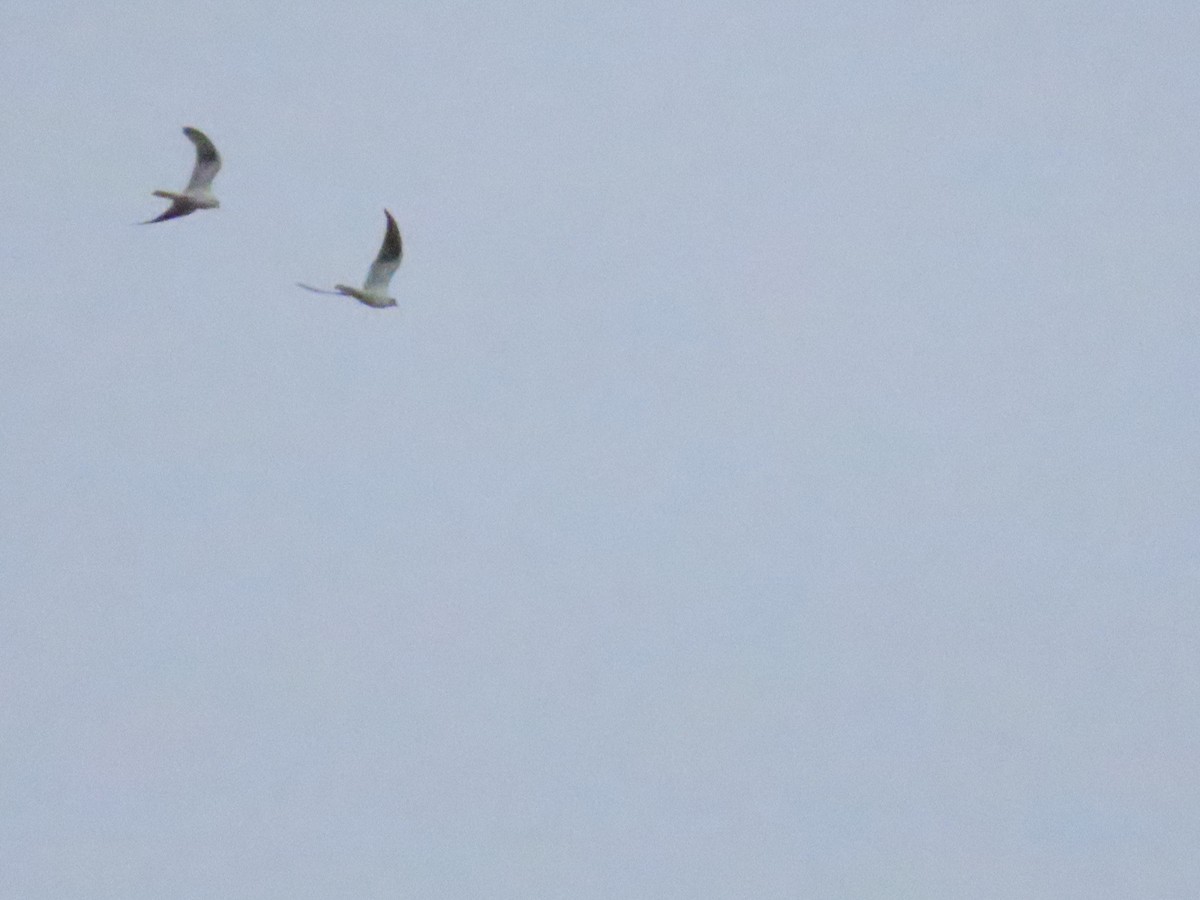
(141, 202), (192, 224)
(363, 209), (402, 293)
(296, 283), (345, 296)
(182, 127), (221, 191)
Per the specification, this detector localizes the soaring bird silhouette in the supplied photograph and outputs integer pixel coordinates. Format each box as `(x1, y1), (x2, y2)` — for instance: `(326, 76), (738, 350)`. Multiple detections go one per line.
(143, 127), (222, 224)
(298, 210), (404, 309)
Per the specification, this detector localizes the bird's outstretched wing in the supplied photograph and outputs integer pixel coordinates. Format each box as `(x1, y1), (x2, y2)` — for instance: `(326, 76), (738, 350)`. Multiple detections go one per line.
(363, 209), (402, 293)
(296, 283), (344, 296)
(141, 202), (191, 224)
(183, 127), (221, 191)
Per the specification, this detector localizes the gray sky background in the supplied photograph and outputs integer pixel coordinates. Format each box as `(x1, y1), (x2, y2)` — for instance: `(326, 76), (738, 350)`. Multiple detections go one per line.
(1, 2), (1198, 897)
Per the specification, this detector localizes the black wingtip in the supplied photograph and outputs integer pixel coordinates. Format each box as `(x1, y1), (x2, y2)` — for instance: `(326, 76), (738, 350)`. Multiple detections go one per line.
(141, 206), (188, 224)
(181, 126), (220, 163)
(380, 209), (402, 262)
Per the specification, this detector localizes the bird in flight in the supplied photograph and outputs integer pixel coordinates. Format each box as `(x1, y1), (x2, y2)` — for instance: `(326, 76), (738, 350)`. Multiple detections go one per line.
(298, 210), (403, 309)
(143, 127), (222, 224)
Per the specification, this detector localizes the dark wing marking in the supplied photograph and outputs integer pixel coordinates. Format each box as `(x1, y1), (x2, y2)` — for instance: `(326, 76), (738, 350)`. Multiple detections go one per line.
(141, 201), (193, 224)
(182, 127), (221, 191)
(378, 209), (402, 265)
(363, 209), (402, 293)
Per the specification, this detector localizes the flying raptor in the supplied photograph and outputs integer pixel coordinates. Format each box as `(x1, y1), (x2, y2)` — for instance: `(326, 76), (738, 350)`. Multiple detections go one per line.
(298, 210), (404, 309)
(143, 127), (222, 224)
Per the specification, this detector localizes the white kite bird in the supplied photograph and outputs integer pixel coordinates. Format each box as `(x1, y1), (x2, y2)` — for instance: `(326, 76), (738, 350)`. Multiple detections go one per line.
(143, 127), (222, 224)
(298, 210), (404, 309)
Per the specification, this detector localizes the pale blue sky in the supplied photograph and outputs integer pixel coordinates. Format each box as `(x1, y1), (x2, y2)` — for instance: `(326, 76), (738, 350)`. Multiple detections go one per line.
(1, 2), (1198, 897)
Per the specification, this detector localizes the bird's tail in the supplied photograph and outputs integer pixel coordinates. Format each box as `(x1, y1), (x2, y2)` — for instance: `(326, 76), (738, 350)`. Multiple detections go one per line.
(152, 190), (184, 200)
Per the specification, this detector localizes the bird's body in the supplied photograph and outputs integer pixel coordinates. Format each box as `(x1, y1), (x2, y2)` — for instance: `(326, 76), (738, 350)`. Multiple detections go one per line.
(144, 127), (222, 223)
(330, 283), (397, 309)
(299, 210), (403, 309)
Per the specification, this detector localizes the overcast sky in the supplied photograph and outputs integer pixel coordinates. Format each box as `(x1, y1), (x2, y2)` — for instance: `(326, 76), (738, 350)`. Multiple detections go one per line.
(1, 2), (1198, 898)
